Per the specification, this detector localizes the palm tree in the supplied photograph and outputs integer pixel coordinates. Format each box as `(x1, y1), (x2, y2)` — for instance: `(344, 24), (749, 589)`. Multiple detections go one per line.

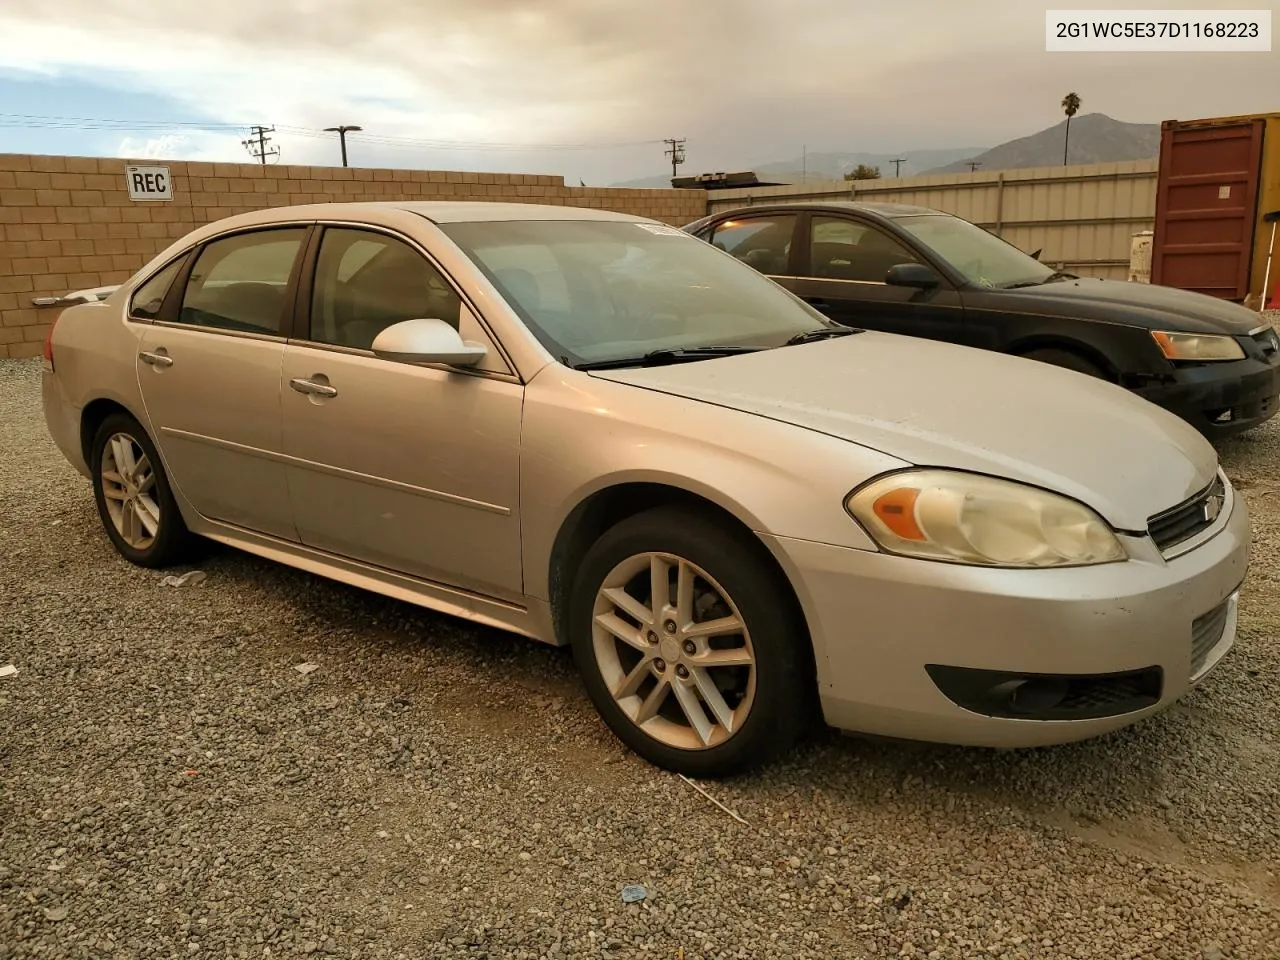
(1061, 92), (1082, 165)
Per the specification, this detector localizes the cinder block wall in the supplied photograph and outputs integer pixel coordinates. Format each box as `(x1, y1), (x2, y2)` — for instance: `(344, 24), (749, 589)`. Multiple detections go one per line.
(0, 154), (708, 358)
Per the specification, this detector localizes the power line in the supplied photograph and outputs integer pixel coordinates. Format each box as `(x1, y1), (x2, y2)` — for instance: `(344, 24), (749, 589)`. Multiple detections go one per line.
(300, 129), (661, 152)
(889, 157), (907, 177)
(0, 113), (248, 131)
(242, 125), (279, 166)
(966, 160), (983, 172)
(663, 138), (686, 179)
(0, 113), (665, 152)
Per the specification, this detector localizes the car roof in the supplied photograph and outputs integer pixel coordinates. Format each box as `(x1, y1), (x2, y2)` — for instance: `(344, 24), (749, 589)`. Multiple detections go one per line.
(150, 201), (661, 259)
(707, 200), (943, 220)
(216, 200), (654, 227)
(402, 201), (655, 224)
(132, 201), (670, 295)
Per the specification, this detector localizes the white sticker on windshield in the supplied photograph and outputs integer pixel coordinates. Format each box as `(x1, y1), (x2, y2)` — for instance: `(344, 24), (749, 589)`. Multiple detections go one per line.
(635, 223), (687, 237)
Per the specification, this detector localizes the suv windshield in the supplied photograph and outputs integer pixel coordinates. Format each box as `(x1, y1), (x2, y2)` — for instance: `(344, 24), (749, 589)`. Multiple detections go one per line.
(895, 214), (1054, 289)
(438, 219), (833, 367)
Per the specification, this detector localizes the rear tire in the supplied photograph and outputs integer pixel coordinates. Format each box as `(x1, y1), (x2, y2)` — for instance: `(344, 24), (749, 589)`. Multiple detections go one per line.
(568, 506), (813, 778)
(1019, 347), (1107, 379)
(90, 412), (197, 568)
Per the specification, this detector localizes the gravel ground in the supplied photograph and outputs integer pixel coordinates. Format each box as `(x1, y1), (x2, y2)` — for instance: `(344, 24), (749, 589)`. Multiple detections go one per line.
(2, 333), (1280, 960)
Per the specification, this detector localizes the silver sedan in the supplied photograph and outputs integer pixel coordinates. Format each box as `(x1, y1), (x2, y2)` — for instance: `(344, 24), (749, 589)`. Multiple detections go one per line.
(41, 201), (1248, 776)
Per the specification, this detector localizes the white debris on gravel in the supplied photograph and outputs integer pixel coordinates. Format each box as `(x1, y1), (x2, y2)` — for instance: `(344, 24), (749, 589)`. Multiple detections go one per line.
(160, 570), (207, 588)
(2, 356), (1279, 959)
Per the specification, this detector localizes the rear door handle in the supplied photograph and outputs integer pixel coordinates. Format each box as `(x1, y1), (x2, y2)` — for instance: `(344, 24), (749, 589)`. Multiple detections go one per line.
(289, 377), (338, 398)
(139, 350), (173, 368)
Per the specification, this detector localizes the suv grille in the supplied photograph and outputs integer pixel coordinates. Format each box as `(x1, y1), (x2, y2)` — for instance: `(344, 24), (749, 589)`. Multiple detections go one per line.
(1148, 475), (1226, 552)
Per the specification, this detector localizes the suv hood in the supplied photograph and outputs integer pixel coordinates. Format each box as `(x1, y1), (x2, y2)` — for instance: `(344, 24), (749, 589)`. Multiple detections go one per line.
(591, 332), (1218, 531)
(991, 277), (1264, 334)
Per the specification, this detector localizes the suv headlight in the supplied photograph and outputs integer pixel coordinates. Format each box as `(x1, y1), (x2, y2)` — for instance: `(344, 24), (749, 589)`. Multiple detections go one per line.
(846, 470), (1127, 568)
(1151, 331), (1244, 361)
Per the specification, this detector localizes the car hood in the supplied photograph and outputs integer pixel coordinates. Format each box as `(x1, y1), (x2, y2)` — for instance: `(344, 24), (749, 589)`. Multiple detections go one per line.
(590, 332), (1218, 531)
(992, 277), (1264, 334)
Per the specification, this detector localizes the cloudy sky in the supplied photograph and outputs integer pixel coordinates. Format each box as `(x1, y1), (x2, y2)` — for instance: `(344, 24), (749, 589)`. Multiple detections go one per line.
(0, 0), (1274, 184)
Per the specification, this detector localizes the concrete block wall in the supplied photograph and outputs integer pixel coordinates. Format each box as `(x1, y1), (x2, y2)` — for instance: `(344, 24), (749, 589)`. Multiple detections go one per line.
(0, 154), (709, 358)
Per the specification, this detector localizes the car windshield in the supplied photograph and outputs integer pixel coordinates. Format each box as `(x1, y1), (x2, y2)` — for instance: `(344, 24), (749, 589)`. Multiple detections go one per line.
(438, 219), (833, 366)
(895, 214), (1055, 289)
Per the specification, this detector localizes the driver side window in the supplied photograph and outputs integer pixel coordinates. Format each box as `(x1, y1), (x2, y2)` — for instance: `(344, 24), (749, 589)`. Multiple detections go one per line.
(708, 215), (797, 276)
(807, 216), (918, 283)
(309, 228), (463, 350)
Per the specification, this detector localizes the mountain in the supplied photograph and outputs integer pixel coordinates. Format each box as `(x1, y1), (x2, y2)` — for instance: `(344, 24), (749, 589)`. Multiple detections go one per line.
(611, 147), (986, 188)
(753, 148), (987, 182)
(922, 113), (1160, 174)
(609, 113), (1161, 188)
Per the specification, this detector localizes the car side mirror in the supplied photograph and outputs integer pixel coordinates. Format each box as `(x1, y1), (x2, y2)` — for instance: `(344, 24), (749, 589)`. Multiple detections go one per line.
(370, 318), (487, 368)
(885, 263), (942, 289)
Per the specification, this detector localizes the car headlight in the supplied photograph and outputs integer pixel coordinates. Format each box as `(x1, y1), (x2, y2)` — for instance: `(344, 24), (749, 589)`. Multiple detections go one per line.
(845, 469), (1127, 568)
(1151, 331), (1245, 361)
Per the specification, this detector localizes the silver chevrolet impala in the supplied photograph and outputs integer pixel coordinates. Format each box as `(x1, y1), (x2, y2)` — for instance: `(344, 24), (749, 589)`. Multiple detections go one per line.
(40, 201), (1248, 776)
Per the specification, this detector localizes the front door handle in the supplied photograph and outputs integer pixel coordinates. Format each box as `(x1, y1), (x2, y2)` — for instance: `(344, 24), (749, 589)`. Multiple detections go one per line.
(289, 377), (338, 398)
(139, 350), (173, 368)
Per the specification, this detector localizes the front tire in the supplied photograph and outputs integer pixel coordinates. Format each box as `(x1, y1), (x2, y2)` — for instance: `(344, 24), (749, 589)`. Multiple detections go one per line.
(90, 412), (196, 568)
(568, 506), (813, 777)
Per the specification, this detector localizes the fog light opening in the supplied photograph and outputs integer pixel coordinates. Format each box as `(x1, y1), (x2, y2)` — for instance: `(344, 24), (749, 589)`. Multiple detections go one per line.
(1008, 678), (1070, 713)
(925, 664), (1164, 721)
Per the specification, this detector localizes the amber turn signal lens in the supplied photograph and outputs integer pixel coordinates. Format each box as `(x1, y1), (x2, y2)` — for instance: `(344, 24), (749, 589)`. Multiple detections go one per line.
(872, 488), (925, 541)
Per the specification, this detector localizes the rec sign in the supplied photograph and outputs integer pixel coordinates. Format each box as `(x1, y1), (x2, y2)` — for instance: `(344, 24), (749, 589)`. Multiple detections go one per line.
(125, 165), (173, 201)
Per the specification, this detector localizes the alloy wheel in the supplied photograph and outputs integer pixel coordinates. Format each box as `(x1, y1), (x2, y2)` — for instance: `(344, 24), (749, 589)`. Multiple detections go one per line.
(591, 552), (756, 750)
(100, 432), (162, 550)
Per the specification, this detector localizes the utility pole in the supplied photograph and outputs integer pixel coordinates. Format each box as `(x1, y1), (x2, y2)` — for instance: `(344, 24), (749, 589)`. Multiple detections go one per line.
(323, 125), (362, 167)
(242, 125), (279, 166)
(663, 138), (686, 179)
(966, 160), (982, 172)
(889, 157), (907, 177)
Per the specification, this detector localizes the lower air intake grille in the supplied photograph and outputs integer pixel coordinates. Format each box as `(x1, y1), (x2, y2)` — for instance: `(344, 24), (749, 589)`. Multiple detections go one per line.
(1191, 599), (1231, 677)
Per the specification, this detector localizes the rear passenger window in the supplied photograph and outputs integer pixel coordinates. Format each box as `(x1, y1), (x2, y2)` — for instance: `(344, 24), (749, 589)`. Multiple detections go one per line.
(129, 257), (185, 320)
(179, 229), (306, 335)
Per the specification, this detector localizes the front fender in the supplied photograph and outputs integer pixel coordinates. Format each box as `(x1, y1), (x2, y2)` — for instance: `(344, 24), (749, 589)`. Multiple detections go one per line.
(519, 369), (907, 601)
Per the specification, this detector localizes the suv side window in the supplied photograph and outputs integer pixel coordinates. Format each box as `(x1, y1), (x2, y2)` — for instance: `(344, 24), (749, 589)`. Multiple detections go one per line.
(808, 215), (918, 283)
(708, 215), (797, 276)
(309, 228), (463, 350)
(178, 228), (306, 335)
(129, 257), (185, 320)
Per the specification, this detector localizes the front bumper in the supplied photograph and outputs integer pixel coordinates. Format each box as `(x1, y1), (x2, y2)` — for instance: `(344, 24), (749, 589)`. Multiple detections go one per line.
(763, 482), (1250, 748)
(1137, 354), (1280, 439)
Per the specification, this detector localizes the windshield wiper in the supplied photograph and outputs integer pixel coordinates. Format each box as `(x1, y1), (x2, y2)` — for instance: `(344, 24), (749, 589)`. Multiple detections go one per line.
(1003, 270), (1078, 290)
(785, 327), (861, 346)
(574, 345), (764, 371)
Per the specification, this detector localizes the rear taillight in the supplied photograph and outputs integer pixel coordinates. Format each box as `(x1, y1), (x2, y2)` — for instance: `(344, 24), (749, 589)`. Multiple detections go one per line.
(42, 317), (57, 373)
